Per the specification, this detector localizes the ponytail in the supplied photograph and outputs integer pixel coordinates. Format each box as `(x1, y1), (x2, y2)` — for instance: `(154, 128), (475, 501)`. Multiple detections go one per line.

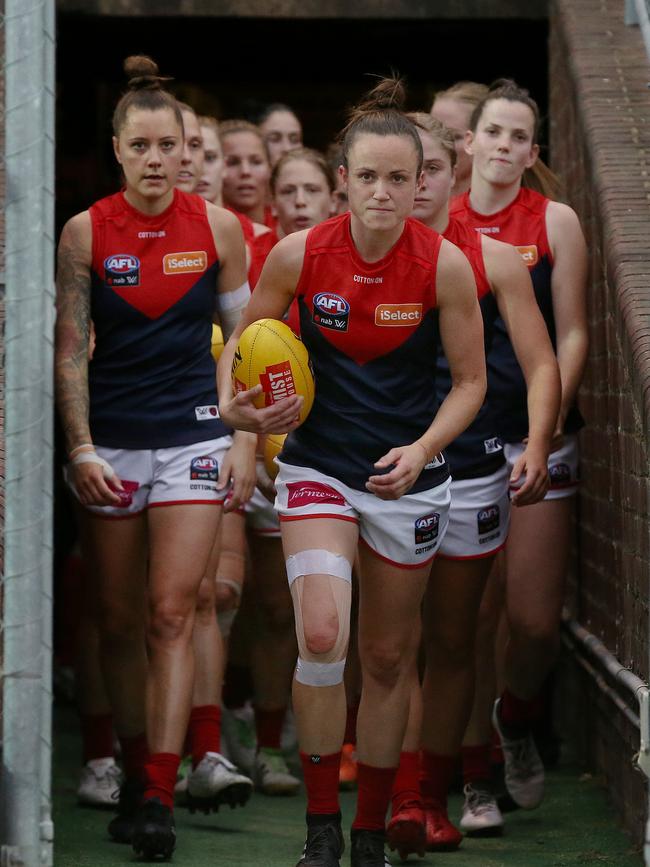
(340, 76), (423, 172)
(112, 55), (182, 137)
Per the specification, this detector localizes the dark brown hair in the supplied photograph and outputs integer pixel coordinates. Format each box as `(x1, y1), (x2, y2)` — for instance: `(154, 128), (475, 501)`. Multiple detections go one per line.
(469, 78), (540, 142)
(407, 113), (457, 169)
(112, 55), (183, 137)
(271, 147), (336, 194)
(340, 77), (423, 173)
(469, 78), (563, 199)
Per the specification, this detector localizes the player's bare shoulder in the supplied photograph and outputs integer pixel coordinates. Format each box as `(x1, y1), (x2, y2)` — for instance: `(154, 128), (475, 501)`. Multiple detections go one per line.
(436, 236), (476, 304)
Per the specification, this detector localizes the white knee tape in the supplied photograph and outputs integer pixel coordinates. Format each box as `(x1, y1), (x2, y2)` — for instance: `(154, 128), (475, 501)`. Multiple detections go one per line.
(295, 658), (346, 687)
(285, 549), (352, 587)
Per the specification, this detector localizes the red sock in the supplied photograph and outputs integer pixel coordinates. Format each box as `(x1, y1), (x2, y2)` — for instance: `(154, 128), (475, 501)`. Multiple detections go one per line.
(391, 751), (421, 815)
(255, 706), (286, 751)
(300, 750), (341, 815)
(419, 750), (458, 810)
(344, 702), (359, 746)
(143, 753), (180, 809)
(461, 743), (491, 786)
(353, 762), (397, 831)
(119, 732), (149, 782)
(500, 689), (543, 728)
(188, 705), (221, 768)
(81, 713), (114, 763)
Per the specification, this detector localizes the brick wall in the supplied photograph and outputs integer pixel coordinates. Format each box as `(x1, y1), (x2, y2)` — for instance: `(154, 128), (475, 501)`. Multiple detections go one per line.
(550, 0), (650, 840)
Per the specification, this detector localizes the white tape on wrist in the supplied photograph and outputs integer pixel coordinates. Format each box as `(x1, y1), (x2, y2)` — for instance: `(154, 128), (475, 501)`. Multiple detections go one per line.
(71, 451), (115, 480)
(217, 282), (251, 341)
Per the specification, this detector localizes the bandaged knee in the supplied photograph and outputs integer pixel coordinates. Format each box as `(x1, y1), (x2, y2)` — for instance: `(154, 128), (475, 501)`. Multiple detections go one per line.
(286, 549), (352, 687)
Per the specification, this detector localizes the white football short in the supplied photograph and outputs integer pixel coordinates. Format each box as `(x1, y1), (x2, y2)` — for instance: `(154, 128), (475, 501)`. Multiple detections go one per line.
(437, 464), (511, 560)
(504, 434), (579, 501)
(245, 487), (282, 538)
(275, 462), (451, 568)
(66, 436), (232, 518)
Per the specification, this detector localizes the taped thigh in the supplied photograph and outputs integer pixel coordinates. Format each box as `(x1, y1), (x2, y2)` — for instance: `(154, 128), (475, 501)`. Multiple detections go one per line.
(286, 549), (352, 686)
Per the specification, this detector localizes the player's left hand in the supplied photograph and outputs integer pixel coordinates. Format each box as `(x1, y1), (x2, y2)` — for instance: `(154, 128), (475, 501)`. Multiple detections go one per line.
(365, 443), (429, 500)
(509, 443), (550, 506)
(219, 431), (258, 512)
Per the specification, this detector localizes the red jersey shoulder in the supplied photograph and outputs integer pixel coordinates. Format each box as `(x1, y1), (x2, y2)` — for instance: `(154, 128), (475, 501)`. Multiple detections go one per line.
(305, 213), (351, 255)
(444, 216), (490, 301)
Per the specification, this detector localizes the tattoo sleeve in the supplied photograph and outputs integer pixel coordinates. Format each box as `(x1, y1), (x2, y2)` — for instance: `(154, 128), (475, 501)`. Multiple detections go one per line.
(54, 221), (92, 453)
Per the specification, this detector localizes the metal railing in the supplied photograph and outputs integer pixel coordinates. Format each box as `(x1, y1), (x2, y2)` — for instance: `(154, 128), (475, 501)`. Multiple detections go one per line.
(626, 0), (650, 61)
(1, 1), (56, 864)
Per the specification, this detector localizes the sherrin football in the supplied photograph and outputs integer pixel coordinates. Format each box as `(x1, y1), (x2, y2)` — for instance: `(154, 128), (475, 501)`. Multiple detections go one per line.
(264, 433), (287, 481)
(231, 318), (314, 425)
(211, 324), (225, 361)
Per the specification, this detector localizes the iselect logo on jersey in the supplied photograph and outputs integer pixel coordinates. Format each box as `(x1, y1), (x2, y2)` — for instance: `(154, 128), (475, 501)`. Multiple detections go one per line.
(104, 254), (140, 287)
(516, 245), (539, 267)
(375, 303), (422, 326)
(163, 251), (208, 275)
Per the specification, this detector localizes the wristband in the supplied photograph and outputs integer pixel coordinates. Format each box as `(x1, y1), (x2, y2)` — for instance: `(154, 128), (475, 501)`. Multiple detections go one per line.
(415, 441), (430, 463)
(68, 443), (95, 460)
(70, 450), (115, 480)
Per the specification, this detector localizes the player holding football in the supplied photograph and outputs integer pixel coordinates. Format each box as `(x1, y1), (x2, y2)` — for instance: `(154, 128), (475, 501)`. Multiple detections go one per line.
(218, 77), (486, 867)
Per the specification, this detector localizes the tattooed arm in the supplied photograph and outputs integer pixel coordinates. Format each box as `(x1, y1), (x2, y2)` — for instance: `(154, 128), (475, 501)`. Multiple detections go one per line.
(55, 212), (120, 505)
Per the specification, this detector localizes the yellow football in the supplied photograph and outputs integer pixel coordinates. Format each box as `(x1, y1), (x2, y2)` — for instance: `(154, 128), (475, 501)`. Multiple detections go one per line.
(264, 433), (286, 480)
(211, 324), (225, 361)
(232, 319), (314, 425)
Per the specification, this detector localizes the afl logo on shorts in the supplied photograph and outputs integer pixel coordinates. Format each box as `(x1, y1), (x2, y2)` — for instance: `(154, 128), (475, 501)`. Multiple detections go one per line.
(477, 505), (500, 536)
(414, 513), (440, 545)
(550, 463), (571, 486)
(163, 251), (208, 275)
(190, 456), (219, 482)
(312, 292), (350, 332)
(104, 254), (140, 287)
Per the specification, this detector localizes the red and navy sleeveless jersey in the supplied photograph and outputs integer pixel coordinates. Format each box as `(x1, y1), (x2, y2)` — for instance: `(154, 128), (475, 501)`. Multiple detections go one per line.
(227, 207), (277, 288)
(88, 188), (230, 449)
(440, 217), (504, 479)
(280, 212), (450, 493)
(451, 187), (583, 442)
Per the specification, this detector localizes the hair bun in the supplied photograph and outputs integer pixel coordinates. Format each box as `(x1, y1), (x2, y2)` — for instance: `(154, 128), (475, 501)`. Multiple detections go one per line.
(354, 76), (406, 115)
(123, 54), (171, 91)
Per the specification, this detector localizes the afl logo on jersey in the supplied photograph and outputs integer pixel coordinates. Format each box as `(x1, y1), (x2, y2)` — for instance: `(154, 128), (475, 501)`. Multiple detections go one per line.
(312, 292), (350, 332)
(104, 254), (140, 287)
(516, 245), (539, 267)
